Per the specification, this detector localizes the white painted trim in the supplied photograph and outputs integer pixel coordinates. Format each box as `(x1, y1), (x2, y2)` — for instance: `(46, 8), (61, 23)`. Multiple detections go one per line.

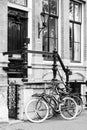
(69, 60), (84, 66)
(73, 0), (86, 4)
(43, 60), (53, 65)
(58, 0), (61, 56)
(27, 0), (32, 75)
(8, 2), (29, 11)
(81, 3), (84, 64)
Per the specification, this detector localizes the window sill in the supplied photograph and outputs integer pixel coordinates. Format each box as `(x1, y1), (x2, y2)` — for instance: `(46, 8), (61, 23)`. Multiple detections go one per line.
(69, 62), (83, 67)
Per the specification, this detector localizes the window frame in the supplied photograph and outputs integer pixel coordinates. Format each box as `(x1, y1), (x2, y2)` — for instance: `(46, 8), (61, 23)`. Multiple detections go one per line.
(69, 0), (82, 63)
(42, 0), (59, 60)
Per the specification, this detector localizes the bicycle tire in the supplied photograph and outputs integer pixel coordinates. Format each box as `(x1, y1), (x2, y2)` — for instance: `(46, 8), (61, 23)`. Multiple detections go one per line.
(25, 98), (49, 123)
(71, 95), (83, 116)
(60, 97), (78, 120)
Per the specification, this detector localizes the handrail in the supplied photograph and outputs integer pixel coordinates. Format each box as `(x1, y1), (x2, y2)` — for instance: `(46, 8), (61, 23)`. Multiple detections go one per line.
(3, 49), (53, 55)
(3, 49), (23, 55)
(57, 53), (66, 74)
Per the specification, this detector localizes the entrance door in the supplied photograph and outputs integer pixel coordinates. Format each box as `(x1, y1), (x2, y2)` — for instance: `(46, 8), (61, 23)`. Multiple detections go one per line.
(8, 8), (28, 78)
(8, 8), (28, 52)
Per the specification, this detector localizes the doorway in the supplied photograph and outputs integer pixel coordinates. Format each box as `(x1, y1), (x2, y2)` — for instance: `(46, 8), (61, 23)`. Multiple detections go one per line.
(8, 8), (28, 78)
(8, 8), (28, 119)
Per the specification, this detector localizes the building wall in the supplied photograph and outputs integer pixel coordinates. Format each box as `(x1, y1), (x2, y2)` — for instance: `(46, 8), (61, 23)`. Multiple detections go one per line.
(30, 0), (87, 82)
(0, 0), (7, 52)
(0, 0), (8, 122)
(27, 0), (87, 109)
(1, 0), (87, 120)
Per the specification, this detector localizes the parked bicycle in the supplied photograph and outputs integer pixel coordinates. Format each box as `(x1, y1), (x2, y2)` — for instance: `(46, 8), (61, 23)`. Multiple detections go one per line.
(25, 80), (78, 123)
(57, 68), (83, 116)
(66, 86), (83, 116)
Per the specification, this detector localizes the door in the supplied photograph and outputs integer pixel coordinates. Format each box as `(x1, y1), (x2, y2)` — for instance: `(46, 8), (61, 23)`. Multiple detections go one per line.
(8, 8), (28, 52)
(8, 8), (28, 78)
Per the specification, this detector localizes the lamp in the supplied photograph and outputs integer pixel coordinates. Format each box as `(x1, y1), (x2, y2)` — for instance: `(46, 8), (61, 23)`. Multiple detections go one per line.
(38, 11), (48, 38)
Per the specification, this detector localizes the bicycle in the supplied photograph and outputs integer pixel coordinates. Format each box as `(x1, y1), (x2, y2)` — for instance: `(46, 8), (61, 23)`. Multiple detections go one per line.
(55, 81), (83, 117)
(42, 67), (83, 117)
(56, 68), (83, 116)
(25, 81), (78, 123)
(69, 92), (83, 116)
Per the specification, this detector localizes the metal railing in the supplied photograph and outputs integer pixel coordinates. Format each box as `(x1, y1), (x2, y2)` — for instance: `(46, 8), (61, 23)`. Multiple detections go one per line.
(3, 45), (71, 83)
(3, 42), (87, 86)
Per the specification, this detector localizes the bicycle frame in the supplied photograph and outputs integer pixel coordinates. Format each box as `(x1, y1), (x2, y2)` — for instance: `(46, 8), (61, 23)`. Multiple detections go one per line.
(32, 83), (68, 113)
(32, 92), (60, 111)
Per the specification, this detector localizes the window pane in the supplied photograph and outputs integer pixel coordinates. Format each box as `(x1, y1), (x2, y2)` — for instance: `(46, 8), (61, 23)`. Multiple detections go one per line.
(49, 17), (55, 38)
(69, 23), (73, 44)
(49, 0), (57, 15)
(69, 1), (73, 20)
(8, 0), (27, 6)
(75, 3), (81, 22)
(49, 17), (58, 50)
(43, 29), (48, 51)
(42, 0), (49, 13)
(74, 43), (81, 61)
(49, 38), (55, 52)
(74, 24), (80, 42)
(49, 18), (58, 37)
(69, 23), (74, 61)
(54, 18), (58, 39)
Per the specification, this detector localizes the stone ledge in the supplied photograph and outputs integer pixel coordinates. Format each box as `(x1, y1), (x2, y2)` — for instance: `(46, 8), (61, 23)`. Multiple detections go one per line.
(24, 81), (52, 89)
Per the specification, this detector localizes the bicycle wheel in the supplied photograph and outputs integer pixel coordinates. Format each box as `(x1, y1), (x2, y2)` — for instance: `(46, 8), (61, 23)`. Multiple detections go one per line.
(25, 98), (49, 123)
(71, 95), (83, 116)
(60, 97), (78, 120)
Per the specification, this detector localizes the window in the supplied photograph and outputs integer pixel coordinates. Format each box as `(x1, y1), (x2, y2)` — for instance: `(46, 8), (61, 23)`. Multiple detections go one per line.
(42, 0), (58, 59)
(69, 0), (82, 62)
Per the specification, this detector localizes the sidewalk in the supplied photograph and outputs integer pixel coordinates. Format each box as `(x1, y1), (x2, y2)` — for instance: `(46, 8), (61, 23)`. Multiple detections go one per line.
(0, 109), (87, 130)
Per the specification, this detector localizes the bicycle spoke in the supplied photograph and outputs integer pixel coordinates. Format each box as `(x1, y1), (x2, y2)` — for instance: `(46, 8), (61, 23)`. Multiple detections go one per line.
(60, 97), (78, 120)
(25, 99), (48, 123)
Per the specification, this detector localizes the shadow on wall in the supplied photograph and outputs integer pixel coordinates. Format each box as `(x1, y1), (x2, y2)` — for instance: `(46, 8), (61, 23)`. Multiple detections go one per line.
(69, 72), (85, 82)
